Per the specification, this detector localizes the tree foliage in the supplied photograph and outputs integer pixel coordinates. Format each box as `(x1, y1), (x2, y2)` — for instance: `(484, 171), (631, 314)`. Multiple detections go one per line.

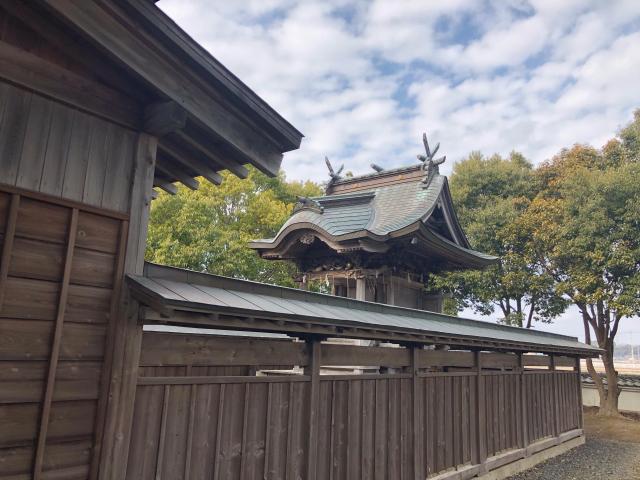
(146, 167), (322, 286)
(511, 112), (640, 415)
(433, 151), (568, 327)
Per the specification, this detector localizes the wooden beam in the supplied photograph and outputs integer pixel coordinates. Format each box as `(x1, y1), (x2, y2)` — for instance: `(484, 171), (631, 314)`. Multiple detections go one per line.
(305, 340), (321, 480)
(140, 332), (307, 367)
(144, 101), (188, 136)
(158, 142), (223, 186)
(0, 40), (140, 129)
(153, 179), (178, 195)
(98, 134), (157, 480)
(43, 0), (285, 176)
(173, 130), (249, 179)
(89, 220), (130, 480)
(155, 157), (199, 190)
(0, 193), (19, 309)
(33, 208), (78, 479)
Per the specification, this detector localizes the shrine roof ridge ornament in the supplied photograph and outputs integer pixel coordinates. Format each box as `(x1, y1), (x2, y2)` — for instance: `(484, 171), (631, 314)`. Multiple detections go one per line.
(321, 131), (445, 188)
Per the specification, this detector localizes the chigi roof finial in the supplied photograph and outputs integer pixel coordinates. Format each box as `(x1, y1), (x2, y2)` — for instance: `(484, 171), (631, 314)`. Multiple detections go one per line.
(325, 156), (344, 190)
(417, 132), (446, 187)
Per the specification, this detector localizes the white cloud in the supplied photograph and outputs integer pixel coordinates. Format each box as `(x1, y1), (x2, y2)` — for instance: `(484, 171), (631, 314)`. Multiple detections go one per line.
(156, 0), (640, 337)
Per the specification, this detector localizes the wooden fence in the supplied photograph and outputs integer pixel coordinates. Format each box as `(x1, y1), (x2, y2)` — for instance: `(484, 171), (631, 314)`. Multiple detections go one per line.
(124, 332), (583, 480)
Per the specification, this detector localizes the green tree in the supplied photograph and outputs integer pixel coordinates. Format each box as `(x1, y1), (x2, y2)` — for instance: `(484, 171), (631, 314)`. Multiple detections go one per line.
(514, 117), (640, 416)
(146, 166), (322, 286)
(433, 151), (568, 327)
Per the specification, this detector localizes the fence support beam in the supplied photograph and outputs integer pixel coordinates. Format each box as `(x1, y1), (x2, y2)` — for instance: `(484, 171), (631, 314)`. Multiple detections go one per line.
(474, 350), (487, 470)
(518, 353), (529, 453)
(306, 340), (321, 480)
(411, 345), (423, 480)
(551, 355), (560, 438)
(575, 357), (584, 429)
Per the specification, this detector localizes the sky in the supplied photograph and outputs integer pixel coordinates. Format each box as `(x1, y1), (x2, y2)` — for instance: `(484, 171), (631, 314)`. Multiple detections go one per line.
(158, 0), (640, 342)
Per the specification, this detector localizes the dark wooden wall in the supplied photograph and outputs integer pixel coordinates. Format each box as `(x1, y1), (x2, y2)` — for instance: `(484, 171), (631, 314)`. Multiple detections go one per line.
(0, 188), (128, 479)
(0, 82), (138, 213)
(0, 4), (159, 478)
(124, 332), (584, 480)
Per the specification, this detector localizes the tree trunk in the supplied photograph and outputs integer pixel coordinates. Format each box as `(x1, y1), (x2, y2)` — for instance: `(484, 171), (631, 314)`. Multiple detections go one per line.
(582, 314), (607, 407)
(598, 347), (622, 417)
(580, 306), (623, 416)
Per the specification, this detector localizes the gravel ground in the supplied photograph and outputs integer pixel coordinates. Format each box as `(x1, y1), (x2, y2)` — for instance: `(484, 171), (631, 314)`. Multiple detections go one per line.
(507, 438), (640, 480)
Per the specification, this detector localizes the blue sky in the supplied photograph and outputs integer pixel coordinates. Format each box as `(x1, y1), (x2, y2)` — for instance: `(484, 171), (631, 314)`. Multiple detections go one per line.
(158, 0), (640, 341)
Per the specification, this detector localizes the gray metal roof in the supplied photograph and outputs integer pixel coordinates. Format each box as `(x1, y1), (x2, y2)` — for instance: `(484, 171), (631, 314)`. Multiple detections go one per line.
(129, 263), (600, 356)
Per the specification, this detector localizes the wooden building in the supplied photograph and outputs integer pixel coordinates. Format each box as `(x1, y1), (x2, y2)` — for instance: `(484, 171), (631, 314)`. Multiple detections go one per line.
(0, 2), (600, 480)
(250, 139), (497, 312)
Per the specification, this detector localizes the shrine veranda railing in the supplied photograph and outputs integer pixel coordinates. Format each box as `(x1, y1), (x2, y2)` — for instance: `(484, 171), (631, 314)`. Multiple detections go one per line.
(125, 332), (583, 480)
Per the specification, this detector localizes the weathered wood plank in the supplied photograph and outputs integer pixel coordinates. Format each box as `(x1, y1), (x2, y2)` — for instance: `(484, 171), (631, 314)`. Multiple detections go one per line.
(16, 93), (54, 192)
(33, 208), (78, 479)
(0, 39), (141, 128)
(0, 82), (32, 186)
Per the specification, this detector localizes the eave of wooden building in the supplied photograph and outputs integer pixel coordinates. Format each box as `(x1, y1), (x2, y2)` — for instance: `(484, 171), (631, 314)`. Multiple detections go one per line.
(0, 0), (302, 195)
(129, 263), (601, 357)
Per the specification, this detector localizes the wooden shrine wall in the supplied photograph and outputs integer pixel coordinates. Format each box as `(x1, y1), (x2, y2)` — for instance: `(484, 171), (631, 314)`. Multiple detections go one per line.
(125, 332), (584, 480)
(0, 188), (129, 479)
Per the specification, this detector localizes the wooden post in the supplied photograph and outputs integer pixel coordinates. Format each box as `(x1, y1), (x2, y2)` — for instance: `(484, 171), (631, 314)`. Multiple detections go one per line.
(0, 193), (19, 309)
(355, 277), (366, 301)
(33, 208), (78, 479)
(411, 345), (423, 480)
(576, 357), (584, 430)
(474, 350), (486, 469)
(306, 340), (321, 480)
(550, 355), (560, 438)
(518, 354), (528, 452)
(98, 133), (157, 480)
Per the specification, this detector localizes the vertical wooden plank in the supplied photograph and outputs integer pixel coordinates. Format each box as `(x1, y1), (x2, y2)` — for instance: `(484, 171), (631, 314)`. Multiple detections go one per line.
(238, 383), (250, 480)
(374, 379), (387, 480)
(212, 384), (226, 480)
(102, 127), (135, 212)
(82, 118), (109, 207)
(425, 377), (434, 477)
(0, 85), (32, 186)
(33, 207), (78, 480)
(411, 347), (422, 480)
(361, 380), (375, 480)
(16, 93), (54, 191)
(475, 351), (486, 468)
(576, 358), (583, 430)
(436, 376), (445, 472)
(347, 379), (362, 480)
(306, 340), (320, 480)
(461, 375), (470, 463)
(61, 110), (92, 202)
(444, 376), (453, 469)
(39, 101), (74, 197)
(184, 384), (198, 480)
(550, 373), (556, 436)
(452, 376), (461, 467)
(154, 385), (171, 480)
(90, 219), (128, 480)
(0, 193), (19, 309)
(98, 134), (157, 480)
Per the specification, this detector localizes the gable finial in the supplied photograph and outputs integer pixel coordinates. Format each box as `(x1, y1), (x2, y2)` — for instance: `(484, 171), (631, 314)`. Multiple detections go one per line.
(417, 132), (446, 187)
(325, 156), (344, 191)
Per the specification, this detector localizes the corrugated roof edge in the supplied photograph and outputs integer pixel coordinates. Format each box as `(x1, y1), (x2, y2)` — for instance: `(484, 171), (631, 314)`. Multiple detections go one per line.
(141, 262), (599, 352)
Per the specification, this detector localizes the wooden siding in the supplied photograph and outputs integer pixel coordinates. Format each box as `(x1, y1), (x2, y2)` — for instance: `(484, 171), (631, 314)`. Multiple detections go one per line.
(0, 188), (128, 480)
(126, 333), (584, 480)
(0, 81), (137, 213)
